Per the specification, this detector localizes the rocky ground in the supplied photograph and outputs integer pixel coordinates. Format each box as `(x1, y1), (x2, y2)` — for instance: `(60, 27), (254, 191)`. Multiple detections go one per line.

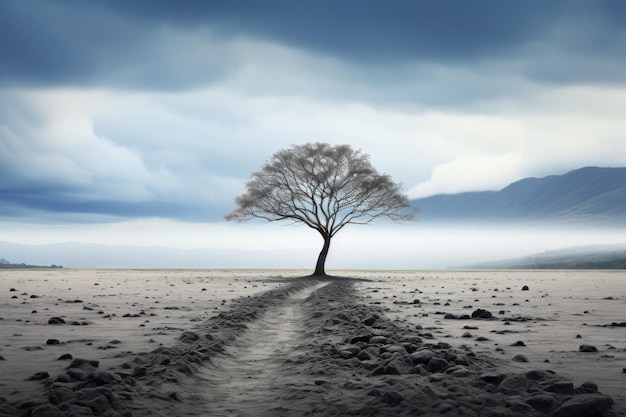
(0, 276), (619, 416)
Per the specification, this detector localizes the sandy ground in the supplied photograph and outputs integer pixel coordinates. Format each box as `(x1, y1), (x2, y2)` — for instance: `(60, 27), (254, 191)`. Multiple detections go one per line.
(0, 269), (623, 416)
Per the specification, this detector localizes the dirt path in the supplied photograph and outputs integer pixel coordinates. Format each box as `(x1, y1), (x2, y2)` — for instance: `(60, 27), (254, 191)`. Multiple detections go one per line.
(202, 282), (330, 416)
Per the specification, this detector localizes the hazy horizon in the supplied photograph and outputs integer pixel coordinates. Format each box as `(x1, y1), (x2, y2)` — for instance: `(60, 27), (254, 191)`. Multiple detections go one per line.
(2, 222), (625, 270)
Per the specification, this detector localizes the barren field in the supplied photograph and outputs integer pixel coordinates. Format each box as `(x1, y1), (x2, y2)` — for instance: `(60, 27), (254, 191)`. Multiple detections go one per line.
(0, 269), (624, 416)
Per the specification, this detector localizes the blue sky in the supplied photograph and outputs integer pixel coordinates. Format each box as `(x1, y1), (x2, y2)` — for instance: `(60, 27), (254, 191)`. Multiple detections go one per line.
(1, 1), (626, 267)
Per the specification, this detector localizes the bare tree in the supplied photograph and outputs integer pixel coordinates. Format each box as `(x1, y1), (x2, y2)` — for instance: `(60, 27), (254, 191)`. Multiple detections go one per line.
(225, 142), (417, 276)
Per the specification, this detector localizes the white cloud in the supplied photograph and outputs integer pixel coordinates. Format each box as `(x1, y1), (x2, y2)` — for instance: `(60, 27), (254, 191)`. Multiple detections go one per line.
(4, 64), (626, 221)
(408, 152), (524, 198)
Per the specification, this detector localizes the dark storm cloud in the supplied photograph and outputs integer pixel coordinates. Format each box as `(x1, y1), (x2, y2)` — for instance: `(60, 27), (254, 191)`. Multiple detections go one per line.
(2, 0), (626, 89)
(2, 0), (626, 227)
(0, 184), (227, 223)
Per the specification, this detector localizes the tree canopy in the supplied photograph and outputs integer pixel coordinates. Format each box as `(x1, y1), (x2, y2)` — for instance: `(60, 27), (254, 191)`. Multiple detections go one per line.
(225, 142), (416, 275)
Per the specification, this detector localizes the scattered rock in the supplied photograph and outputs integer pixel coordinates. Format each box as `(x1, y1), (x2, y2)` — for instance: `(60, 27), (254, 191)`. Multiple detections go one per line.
(499, 374), (529, 394)
(179, 331), (200, 343)
(512, 354), (528, 362)
(471, 308), (493, 319)
(381, 390), (404, 405)
(361, 314), (379, 326)
(3, 278), (618, 417)
(48, 317), (66, 325)
(552, 394), (614, 417)
(546, 380), (575, 395)
(427, 356), (449, 372)
(68, 358), (99, 371)
(527, 393), (558, 412)
(579, 344), (598, 353)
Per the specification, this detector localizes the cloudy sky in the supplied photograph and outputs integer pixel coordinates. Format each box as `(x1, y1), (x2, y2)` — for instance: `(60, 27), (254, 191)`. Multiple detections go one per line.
(2, 1), (626, 268)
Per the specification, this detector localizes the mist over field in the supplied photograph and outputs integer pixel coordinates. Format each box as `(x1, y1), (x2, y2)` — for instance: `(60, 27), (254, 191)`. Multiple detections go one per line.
(2, 222), (624, 269)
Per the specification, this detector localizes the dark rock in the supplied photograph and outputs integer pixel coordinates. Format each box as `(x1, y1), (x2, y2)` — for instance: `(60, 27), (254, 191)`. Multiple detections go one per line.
(48, 317), (66, 325)
(512, 354), (528, 362)
(480, 372), (504, 385)
(436, 342), (452, 350)
(384, 358), (411, 375)
(89, 370), (120, 385)
(179, 331), (200, 343)
(47, 339), (61, 345)
(409, 348), (436, 365)
(576, 381), (599, 394)
(527, 394), (558, 412)
(552, 394), (613, 417)
(69, 358), (99, 370)
(545, 380), (575, 395)
(507, 400), (534, 414)
(361, 314), (378, 326)
(57, 353), (73, 360)
(471, 309), (493, 319)
(55, 373), (71, 383)
(48, 386), (78, 405)
(498, 374), (529, 394)
(350, 332), (373, 344)
(428, 356), (449, 372)
(381, 390), (404, 406)
(356, 350), (371, 361)
(579, 344), (598, 352)
(525, 370), (550, 380)
(76, 395), (111, 415)
(338, 350), (355, 359)
(369, 335), (389, 344)
(522, 285), (529, 291)
(67, 368), (89, 381)
(444, 313), (471, 320)
(447, 365), (472, 377)
(367, 388), (381, 397)
(511, 340), (526, 346)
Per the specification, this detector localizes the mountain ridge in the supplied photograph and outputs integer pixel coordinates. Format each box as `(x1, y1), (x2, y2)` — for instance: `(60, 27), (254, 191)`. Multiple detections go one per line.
(459, 243), (626, 269)
(411, 166), (626, 225)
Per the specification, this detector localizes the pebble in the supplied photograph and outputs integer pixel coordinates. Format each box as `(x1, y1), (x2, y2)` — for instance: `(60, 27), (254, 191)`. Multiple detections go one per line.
(579, 344), (598, 353)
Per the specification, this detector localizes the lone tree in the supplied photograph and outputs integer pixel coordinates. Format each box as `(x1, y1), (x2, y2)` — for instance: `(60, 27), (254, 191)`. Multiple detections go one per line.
(225, 142), (417, 276)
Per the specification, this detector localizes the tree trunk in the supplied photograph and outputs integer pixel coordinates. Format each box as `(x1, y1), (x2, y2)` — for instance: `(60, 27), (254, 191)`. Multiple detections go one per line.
(313, 234), (331, 276)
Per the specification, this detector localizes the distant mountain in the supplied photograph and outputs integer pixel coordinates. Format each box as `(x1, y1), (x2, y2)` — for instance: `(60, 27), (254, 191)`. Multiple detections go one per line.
(461, 243), (626, 269)
(0, 256), (63, 269)
(412, 167), (626, 225)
